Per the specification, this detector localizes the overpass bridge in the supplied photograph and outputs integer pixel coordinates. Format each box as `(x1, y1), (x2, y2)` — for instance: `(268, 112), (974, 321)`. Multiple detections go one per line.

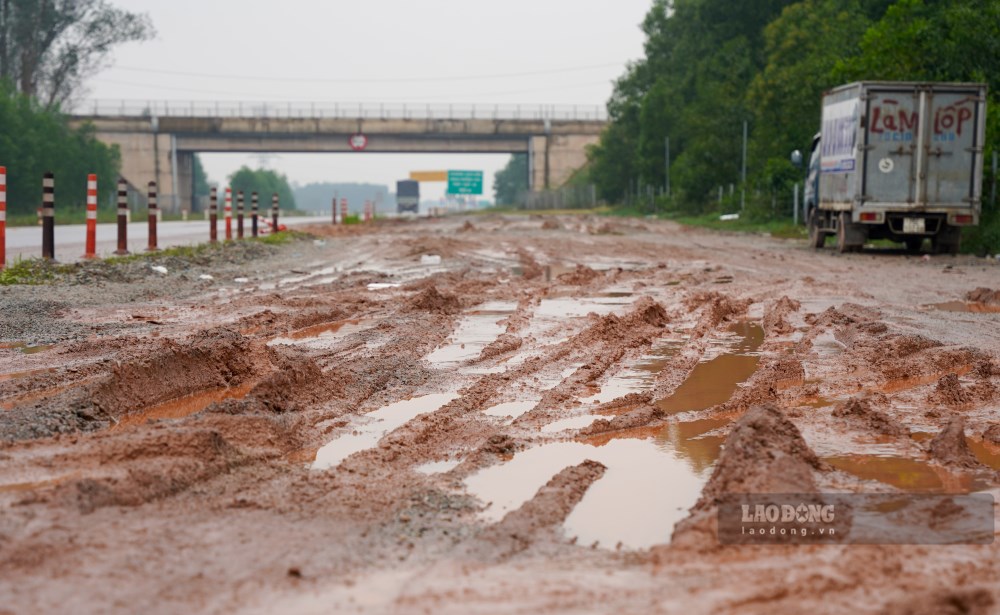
(70, 101), (608, 213)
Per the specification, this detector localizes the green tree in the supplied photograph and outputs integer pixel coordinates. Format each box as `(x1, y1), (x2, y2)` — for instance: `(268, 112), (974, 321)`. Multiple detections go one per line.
(0, 0), (154, 108)
(493, 154), (528, 205)
(228, 166), (296, 212)
(0, 81), (119, 217)
(192, 154), (209, 199)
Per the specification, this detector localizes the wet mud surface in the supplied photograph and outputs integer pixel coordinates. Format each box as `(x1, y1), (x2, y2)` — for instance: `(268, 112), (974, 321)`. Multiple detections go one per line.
(1, 215), (999, 613)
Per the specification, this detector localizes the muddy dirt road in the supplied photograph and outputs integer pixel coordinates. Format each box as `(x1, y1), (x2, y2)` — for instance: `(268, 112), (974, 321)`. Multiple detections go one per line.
(1, 215), (999, 614)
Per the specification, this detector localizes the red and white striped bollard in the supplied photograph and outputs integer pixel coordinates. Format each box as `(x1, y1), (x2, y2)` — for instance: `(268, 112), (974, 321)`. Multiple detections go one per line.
(0, 166), (6, 269)
(84, 174), (98, 258)
(224, 187), (233, 240)
(340, 198), (347, 224)
(115, 178), (129, 255)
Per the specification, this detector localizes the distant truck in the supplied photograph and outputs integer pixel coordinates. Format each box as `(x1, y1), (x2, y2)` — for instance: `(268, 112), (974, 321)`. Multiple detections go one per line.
(396, 180), (420, 214)
(804, 81), (987, 253)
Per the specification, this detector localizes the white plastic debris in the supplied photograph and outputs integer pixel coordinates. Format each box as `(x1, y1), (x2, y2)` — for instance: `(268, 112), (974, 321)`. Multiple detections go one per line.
(367, 283), (402, 291)
(234, 277), (250, 283)
(313, 240), (327, 247)
(198, 274), (214, 281)
(421, 254), (442, 265)
(719, 213), (740, 221)
(151, 265), (168, 275)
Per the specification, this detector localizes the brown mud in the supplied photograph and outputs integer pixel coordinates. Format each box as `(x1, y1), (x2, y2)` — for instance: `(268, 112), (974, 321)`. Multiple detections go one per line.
(1, 214), (999, 613)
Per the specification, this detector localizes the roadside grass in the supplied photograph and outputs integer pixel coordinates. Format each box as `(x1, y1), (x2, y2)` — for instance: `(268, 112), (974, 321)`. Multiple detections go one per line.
(0, 258), (73, 285)
(672, 212), (808, 240)
(0, 231), (308, 285)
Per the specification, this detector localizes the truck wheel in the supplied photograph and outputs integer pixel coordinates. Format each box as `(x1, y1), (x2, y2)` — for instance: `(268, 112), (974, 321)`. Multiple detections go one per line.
(807, 208), (825, 249)
(932, 225), (961, 255)
(904, 237), (924, 254)
(836, 212), (866, 253)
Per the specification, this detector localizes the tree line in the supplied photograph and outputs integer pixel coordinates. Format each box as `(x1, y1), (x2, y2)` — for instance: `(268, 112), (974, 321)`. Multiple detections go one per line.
(584, 0), (1000, 221)
(0, 1), (152, 219)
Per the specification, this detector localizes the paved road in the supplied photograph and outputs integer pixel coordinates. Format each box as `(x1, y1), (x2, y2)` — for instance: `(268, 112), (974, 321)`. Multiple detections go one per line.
(2, 216), (322, 263)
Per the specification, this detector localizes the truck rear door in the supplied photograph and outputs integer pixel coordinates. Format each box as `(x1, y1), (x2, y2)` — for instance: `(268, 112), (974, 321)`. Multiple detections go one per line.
(864, 85), (983, 209)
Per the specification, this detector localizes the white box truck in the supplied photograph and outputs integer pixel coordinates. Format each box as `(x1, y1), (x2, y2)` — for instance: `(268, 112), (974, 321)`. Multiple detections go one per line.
(804, 82), (987, 253)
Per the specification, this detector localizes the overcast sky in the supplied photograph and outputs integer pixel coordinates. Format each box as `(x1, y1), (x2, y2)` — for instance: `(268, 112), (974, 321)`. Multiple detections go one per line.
(86, 1), (652, 202)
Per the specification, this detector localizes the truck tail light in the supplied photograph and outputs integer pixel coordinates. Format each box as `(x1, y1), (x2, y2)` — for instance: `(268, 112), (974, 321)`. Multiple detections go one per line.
(954, 214), (974, 224)
(860, 212), (878, 222)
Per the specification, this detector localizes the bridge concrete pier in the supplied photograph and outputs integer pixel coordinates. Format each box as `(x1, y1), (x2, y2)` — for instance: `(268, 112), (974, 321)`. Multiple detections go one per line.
(98, 129), (194, 214)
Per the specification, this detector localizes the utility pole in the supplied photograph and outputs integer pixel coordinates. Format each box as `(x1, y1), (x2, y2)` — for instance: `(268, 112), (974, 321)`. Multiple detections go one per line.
(664, 136), (671, 198)
(741, 120), (748, 211)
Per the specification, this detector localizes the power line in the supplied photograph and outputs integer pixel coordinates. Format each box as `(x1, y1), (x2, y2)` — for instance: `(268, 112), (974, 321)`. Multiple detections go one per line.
(105, 61), (627, 84)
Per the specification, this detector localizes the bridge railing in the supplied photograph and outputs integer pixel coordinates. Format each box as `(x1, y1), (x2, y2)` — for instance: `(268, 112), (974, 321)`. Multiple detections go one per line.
(77, 100), (608, 122)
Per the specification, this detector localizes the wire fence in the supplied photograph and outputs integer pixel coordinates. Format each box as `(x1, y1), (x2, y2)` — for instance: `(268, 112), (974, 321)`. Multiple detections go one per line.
(76, 100), (608, 122)
(520, 184), (600, 210)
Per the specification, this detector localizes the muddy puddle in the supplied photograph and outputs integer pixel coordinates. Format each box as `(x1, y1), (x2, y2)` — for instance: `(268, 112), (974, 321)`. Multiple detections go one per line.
(268, 319), (372, 348)
(313, 392), (460, 470)
(0, 342), (54, 355)
(929, 301), (1000, 314)
(655, 322), (763, 415)
(425, 303), (517, 367)
(465, 438), (710, 549)
(114, 381), (259, 429)
(581, 341), (680, 405)
(483, 400), (538, 421)
(465, 323), (767, 550)
(825, 454), (991, 493)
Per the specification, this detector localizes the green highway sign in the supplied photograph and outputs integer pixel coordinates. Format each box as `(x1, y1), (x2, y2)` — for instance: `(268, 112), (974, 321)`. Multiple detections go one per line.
(447, 170), (483, 195)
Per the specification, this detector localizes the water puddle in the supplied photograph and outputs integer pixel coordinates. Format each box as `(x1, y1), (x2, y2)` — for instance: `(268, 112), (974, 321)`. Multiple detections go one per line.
(825, 454), (990, 493)
(535, 296), (634, 319)
(483, 400), (538, 420)
(268, 319), (372, 348)
(930, 301), (1000, 314)
(968, 439), (1000, 471)
(425, 304), (517, 367)
(114, 381), (259, 429)
(0, 342), (54, 355)
(415, 459), (462, 475)
(877, 365), (972, 394)
(313, 392), (460, 470)
(655, 323), (763, 415)
(540, 415), (603, 433)
(465, 438), (711, 549)
(580, 342), (680, 405)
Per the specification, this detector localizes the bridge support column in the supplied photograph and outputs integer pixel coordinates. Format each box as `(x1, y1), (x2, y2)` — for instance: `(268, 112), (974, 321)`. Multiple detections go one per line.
(529, 133), (600, 193)
(94, 131), (192, 215)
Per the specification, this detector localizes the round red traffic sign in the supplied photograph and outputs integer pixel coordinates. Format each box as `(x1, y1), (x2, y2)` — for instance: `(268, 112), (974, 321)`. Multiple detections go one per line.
(349, 133), (368, 151)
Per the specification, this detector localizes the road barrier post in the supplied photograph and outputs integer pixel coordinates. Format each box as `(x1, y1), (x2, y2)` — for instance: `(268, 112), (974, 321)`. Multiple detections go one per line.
(84, 174), (98, 258)
(272, 193), (279, 231)
(42, 172), (55, 260)
(147, 181), (158, 252)
(0, 166), (6, 269)
(237, 190), (245, 239)
(115, 178), (129, 255)
(251, 192), (259, 238)
(209, 186), (218, 243)
(224, 187), (233, 240)
(331, 197), (336, 225)
(340, 198), (347, 224)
